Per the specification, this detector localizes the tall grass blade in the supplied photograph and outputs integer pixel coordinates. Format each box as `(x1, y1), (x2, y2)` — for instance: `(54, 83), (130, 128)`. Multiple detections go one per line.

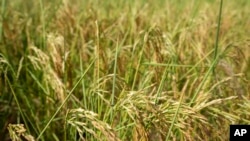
(37, 59), (96, 140)
(213, 0), (223, 73)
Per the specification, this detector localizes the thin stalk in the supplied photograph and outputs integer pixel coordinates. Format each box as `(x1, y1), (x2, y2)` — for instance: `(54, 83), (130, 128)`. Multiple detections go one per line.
(94, 21), (100, 122)
(131, 33), (147, 90)
(23, 96), (41, 136)
(154, 66), (168, 104)
(80, 54), (87, 108)
(189, 0), (223, 106)
(166, 79), (189, 141)
(7, 78), (30, 134)
(143, 63), (210, 68)
(94, 21), (100, 86)
(111, 41), (119, 107)
(213, 0), (223, 73)
(0, 0), (6, 42)
(189, 56), (218, 106)
(110, 41), (120, 123)
(110, 32), (128, 122)
(37, 59), (95, 140)
(39, 0), (46, 48)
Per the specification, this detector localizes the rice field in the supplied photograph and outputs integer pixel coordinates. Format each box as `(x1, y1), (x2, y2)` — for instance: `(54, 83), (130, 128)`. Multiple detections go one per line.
(0, 0), (249, 140)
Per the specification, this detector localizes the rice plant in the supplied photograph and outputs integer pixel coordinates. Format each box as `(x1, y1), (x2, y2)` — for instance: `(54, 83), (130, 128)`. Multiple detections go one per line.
(0, 0), (249, 140)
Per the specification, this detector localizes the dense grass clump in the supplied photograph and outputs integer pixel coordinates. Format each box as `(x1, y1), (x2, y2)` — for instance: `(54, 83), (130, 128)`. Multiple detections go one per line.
(0, 0), (249, 140)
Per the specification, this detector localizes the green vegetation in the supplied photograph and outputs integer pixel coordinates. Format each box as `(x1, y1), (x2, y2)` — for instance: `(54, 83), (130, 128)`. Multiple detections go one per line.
(0, 0), (249, 140)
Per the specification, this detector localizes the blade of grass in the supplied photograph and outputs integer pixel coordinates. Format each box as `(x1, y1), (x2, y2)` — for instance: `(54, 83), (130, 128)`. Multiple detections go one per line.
(110, 32), (128, 122)
(27, 69), (50, 97)
(166, 79), (189, 141)
(0, 0), (6, 42)
(189, 0), (223, 106)
(37, 58), (96, 140)
(189, 55), (218, 106)
(143, 62), (210, 68)
(131, 31), (148, 90)
(22, 96), (41, 136)
(94, 21), (100, 86)
(154, 64), (169, 104)
(111, 41), (119, 109)
(7, 78), (30, 134)
(80, 54), (87, 109)
(39, 0), (46, 48)
(212, 0), (223, 73)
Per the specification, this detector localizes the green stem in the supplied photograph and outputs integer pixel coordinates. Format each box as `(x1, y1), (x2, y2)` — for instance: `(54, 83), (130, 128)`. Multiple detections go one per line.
(213, 0), (223, 73)
(37, 59), (95, 140)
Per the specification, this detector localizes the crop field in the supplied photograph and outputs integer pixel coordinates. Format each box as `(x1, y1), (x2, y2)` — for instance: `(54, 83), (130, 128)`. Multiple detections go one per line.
(0, 0), (249, 140)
